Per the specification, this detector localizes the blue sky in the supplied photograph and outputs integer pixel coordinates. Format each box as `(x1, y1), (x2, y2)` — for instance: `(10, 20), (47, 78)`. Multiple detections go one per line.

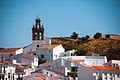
(0, 0), (120, 48)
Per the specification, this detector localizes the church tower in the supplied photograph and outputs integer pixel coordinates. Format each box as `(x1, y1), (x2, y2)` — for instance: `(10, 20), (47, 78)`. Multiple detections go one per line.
(32, 17), (44, 40)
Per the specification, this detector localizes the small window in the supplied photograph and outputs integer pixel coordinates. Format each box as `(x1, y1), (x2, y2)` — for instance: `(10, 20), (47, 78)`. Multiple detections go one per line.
(49, 50), (51, 53)
(71, 67), (78, 72)
(50, 74), (52, 77)
(47, 72), (48, 74)
(113, 63), (115, 67)
(30, 49), (32, 52)
(37, 45), (39, 47)
(64, 54), (66, 56)
(41, 55), (44, 58)
(10, 54), (13, 56)
(8, 74), (10, 78)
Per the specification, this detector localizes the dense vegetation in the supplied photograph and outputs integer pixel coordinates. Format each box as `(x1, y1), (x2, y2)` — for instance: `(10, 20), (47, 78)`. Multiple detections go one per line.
(52, 34), (120, 61)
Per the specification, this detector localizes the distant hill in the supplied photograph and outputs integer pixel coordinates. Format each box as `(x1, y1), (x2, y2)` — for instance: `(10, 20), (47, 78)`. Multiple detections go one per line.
(51, 34), (120, 60)
(89, 34), (120, 40)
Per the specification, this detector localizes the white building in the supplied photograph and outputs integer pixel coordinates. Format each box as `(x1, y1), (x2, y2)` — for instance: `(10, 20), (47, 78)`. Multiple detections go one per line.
(0, 48), (23, 61)
(10, 53), (38, 71)
(36, 44), (65, 61)
(107, 60), (120, 69)
(38, 57), (120, 80)
(38, 58), (79, 79)
(78, 65), (120, 80)
(0, 60), (26, 80)
(42, 66), (68, 80)
(23, 36), (51, 54)
(61, 56), (107, 65)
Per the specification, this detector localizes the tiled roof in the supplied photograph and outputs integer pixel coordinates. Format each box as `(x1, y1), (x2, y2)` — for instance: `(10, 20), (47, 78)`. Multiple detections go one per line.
(36, 44), (59, 49)
(33, 76), (45, 80)
(34, 73), (46, 77)
(15, 70), (25, 74)
(0, 48), (21, 52)
(27, 51), (36, 55)
(45, 68), (63, 75)
(0, 60), (29, 68)
(0, 60), (11, 65)
(47, 77), (59, 80)
(70, 60), (85, 63)
(12, 53), (37, 61)
(85, 65), (120, 71)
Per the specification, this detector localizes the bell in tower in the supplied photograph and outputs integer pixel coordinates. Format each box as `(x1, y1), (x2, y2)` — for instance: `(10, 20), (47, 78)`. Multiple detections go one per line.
(32, 17), (44, 40)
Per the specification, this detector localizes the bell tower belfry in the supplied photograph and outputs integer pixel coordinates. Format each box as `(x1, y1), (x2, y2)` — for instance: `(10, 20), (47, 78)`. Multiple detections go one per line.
(32, 17), (44, 40)
(23, 17), (51, 53)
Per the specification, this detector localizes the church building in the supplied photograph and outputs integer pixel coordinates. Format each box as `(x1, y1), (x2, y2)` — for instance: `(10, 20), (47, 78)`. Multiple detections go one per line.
(23, 17), (51, 53)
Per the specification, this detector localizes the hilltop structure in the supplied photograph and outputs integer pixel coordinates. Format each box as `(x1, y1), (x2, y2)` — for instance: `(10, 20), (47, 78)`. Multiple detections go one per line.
(23, 17), (51, 53)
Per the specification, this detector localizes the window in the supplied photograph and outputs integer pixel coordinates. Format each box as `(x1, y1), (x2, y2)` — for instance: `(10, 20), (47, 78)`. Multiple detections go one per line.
(71, 67), (78, 72)
(110, 74), (112, 80)
(37, 45), (39, 47)
(2, 76), (4, 80)
(41, 55), (44, 58)
(8, 74), (10, 78)
(116, 64), (118, 66)
(50, 74), (52, 77)
(56, 55), (57, 58)
(104, 73), (107, 80)
(30, 49), (32, 52)
(10, 54), (13, 56)
(49, 50), (51, 53)
(113, 63), (115, 67)
(4, 67), (5, 73)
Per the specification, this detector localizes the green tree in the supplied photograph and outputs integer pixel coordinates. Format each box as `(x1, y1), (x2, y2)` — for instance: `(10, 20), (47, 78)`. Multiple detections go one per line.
(71, 32), (78, 39)
(74, 49), (88, 56)
(81, 37), (87, 41)
(105, 34), (110, 38)
(94, 32), (102, 39)
(86, 35), (90, 39)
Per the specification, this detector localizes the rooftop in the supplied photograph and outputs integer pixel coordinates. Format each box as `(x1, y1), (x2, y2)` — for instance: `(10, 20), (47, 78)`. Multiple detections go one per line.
(85, 65), (120, 71)
(37, 44), (59, 50)
(33, 76), (45, 80)
(0, 48), (21, 52)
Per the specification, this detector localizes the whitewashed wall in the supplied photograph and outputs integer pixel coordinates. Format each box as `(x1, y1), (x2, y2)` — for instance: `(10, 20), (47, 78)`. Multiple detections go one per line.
(61, 56), (107, 65)
(53, 44), (65, 60)
(36, 49), (53, 61)
(78, 66), (97, 80)
(42, 69), (63, 78)
(15, 48), (23, 55)
(36, 44), (65, 61)
(0, 48), (23, 61)
(23, 37), (51, 53)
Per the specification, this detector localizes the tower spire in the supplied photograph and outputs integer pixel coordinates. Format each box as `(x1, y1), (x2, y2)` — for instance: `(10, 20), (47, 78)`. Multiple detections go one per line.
(32, 17), (44, 40)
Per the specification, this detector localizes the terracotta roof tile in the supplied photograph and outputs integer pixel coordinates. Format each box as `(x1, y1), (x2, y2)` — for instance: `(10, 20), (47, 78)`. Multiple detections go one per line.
(70, 60), (85, 63)
(85, 66), (100, 70)
(15, 70), (25, 74)
(34, 73), (46, 77)
(0, 48), (21, 52)
(36, 44), (59, 50)
(33, 76), (45, 80)
(85, 65), (120, 71)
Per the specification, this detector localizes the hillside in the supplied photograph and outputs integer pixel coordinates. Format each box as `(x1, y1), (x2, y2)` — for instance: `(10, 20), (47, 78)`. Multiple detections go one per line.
(51, 35), (120, 60)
